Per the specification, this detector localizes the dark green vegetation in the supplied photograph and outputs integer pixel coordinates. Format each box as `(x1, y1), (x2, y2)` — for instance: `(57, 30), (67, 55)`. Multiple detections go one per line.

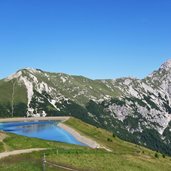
(0, 118), (171, 171)
(79, 99), (171, 156)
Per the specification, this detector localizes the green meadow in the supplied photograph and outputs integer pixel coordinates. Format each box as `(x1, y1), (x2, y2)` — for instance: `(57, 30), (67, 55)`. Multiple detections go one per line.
(0, 118), (171, 171)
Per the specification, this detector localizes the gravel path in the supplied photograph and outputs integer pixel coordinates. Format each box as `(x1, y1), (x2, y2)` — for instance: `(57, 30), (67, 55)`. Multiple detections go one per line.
(0, 132), (8, 141)
(0, 148), (47, 159)
(0, 116), (70, 123)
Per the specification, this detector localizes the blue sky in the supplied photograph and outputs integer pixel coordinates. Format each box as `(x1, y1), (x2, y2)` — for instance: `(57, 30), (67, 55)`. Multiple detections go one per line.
(0, 0), (171, 79)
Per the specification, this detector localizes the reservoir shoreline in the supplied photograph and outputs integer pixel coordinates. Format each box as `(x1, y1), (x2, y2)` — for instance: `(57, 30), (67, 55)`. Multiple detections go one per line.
(58, 122), (100, 149)
(0, 116), (102, 149)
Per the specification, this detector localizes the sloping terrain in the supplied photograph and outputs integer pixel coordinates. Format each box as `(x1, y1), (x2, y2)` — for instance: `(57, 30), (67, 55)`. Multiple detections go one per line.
(0, 118), (171, 171)
(1, 60), (171, 155)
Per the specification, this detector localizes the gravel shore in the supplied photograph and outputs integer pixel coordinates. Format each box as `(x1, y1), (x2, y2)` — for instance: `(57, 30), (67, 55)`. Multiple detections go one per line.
(58, 123), (100, 149)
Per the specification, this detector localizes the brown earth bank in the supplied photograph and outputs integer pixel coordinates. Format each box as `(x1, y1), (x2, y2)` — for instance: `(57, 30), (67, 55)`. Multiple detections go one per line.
(0, 116), (70, 122)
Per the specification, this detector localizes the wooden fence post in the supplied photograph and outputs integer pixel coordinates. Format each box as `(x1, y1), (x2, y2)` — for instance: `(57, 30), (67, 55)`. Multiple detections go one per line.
(42, 153), (46, 171)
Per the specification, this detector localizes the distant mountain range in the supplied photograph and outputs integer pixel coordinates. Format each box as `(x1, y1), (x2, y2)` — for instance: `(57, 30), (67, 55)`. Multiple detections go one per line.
(1, 60), (171, 155)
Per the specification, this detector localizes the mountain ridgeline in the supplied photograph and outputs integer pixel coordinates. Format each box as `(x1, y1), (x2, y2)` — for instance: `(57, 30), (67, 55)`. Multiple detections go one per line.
(1, 60), (171, 155)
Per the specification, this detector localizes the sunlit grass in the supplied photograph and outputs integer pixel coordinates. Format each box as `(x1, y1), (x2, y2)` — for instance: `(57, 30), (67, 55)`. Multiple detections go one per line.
(0, 118), (171, 171)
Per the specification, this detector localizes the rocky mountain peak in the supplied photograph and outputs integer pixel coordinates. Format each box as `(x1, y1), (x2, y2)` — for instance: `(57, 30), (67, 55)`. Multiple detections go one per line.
(5, 70), (22, 81)
(23, 67), (43, 74)
(160, 59), (171, 71)
(147, 59), (171, 80)
(4, 67), (43, 82)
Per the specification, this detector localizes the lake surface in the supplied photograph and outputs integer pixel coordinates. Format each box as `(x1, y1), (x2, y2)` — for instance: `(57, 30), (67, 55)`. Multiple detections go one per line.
(0, 121), (84, 146)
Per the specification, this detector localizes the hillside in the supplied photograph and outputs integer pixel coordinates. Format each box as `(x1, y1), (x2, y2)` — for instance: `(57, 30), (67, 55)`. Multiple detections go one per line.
(0, 117), (171, 171)
(1, 60), (171, 155)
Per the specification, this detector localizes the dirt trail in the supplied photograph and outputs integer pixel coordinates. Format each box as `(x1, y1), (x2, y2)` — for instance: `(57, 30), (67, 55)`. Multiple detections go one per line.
(0, 132), (8, 142)
(0, 148), (47, 159)
(0, 116), (70, 123)
(0, 132), (10, 152)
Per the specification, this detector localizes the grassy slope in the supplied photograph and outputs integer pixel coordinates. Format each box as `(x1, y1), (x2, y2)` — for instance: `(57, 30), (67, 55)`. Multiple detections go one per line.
(0, 79), (27, 104)
(0, 118), (171, 171)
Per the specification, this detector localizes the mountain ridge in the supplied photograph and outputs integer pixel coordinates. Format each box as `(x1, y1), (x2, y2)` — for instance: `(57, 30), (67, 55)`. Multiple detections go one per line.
(1, 59), (171, 155)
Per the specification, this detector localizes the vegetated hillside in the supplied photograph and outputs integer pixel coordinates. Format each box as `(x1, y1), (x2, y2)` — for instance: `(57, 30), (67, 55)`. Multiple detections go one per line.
(0, 117), (171, 171)
(1, 60), (171, 155)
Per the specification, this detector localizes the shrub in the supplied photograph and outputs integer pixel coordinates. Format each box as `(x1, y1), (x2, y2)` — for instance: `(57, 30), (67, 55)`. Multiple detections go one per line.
(155, 152), (159, 158)
(112, 133), (116, 138)
(107, 138), (113, 142)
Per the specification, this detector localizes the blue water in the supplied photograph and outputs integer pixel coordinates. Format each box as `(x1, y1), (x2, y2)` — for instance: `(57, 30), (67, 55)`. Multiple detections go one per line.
(0, 121), (84, 146)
